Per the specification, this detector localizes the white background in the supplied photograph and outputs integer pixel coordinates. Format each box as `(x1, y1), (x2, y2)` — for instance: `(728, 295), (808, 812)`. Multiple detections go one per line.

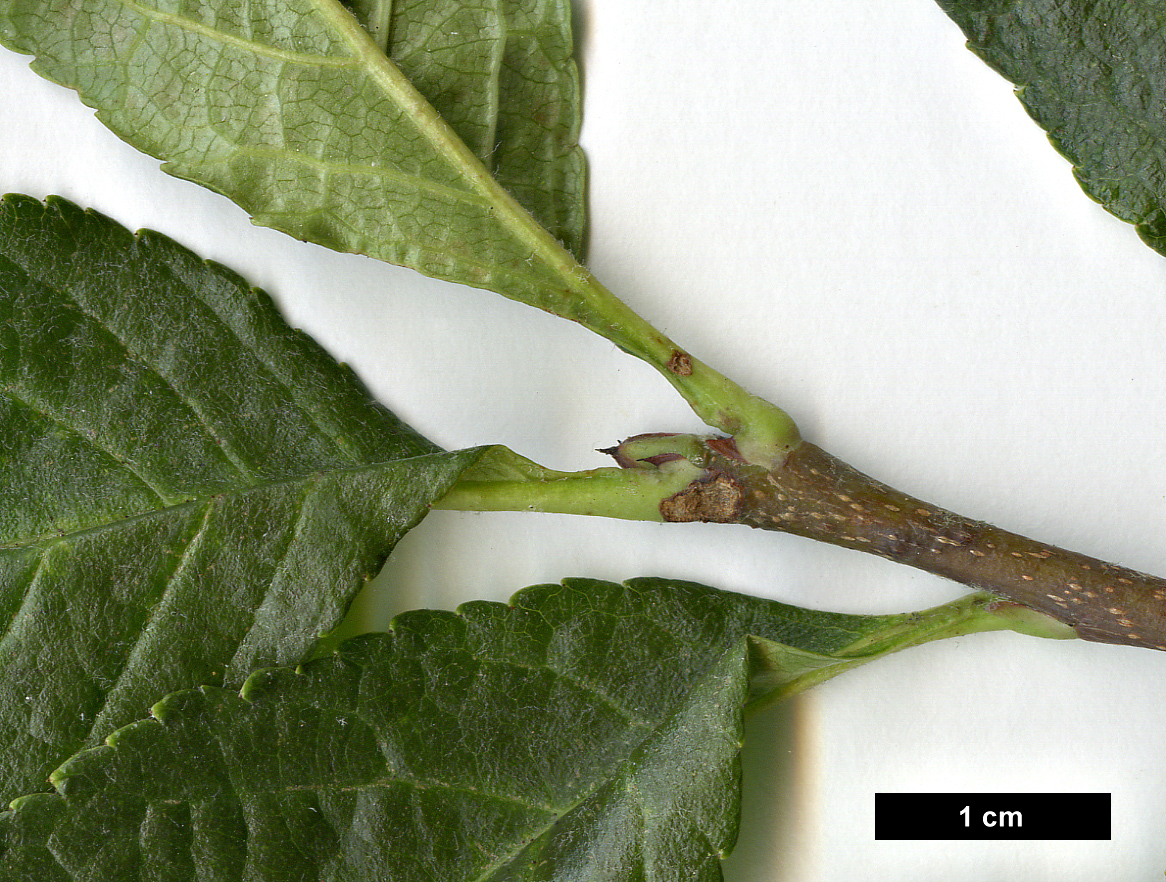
(2, 1), (1166, 879)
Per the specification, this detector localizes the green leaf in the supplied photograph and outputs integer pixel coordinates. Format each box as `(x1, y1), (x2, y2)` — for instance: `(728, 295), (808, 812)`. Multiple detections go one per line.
(935, 0), (1166, 254)
(0, 578), (1025, 881)
(0, 0), (586, 298)
(341, 0), (586, 257)
(0, 0), (796, 443)
(0, 194), (480, 804)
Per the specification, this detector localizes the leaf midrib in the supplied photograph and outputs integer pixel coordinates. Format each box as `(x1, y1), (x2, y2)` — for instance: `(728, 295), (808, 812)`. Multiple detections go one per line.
(309, 0), (590, 296)
(0, 453), (443, 551)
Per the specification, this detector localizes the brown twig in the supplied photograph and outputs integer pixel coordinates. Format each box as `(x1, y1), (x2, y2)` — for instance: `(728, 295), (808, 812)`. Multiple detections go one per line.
(656, 439), (1166, 651)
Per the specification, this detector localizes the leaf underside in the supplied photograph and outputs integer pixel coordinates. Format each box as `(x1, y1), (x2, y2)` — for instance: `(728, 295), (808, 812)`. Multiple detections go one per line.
(340, 0), (586, 257)
(0, 576), (922, 882)
(0, 194), (479, 804)
(0, 0), (584, 300)
(936, 0), (1166, 254)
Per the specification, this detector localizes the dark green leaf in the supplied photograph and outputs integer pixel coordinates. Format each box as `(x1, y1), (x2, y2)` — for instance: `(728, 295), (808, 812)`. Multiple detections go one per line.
(0, 577), (1009, 881)
(935, 0), (1166, 253)
(0, 194), (480, 803)
(0, 0), (586, 297)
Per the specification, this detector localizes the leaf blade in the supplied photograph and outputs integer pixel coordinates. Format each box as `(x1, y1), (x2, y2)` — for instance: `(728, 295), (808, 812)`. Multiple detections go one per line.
(0, 194), (480, 803)
(935, 0), (1166, 254)
(0, 0), (586, 298)
(343, 0), (586, 256)
(0, 578), (1023, 881)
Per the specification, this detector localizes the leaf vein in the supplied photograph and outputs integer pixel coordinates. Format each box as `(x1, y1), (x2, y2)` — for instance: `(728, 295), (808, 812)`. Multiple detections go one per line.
(115, 0), (362, 68)
(42, 279), (257, 483)
(308, 772), (559, 817)
(0, 450), (454, 552)
(145, 242), (362, 465)
(228, 143), (489, 209)
(221, 477), (322, 682)
(246, 196), (555, 293)
(79, 500), (216, 747)
(1, 495), (204, 552)
(0, 548), (50, 645)
(504, 657), (654, 732)
(0, 387), (172, 505)
(483, 0), (505, 169)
